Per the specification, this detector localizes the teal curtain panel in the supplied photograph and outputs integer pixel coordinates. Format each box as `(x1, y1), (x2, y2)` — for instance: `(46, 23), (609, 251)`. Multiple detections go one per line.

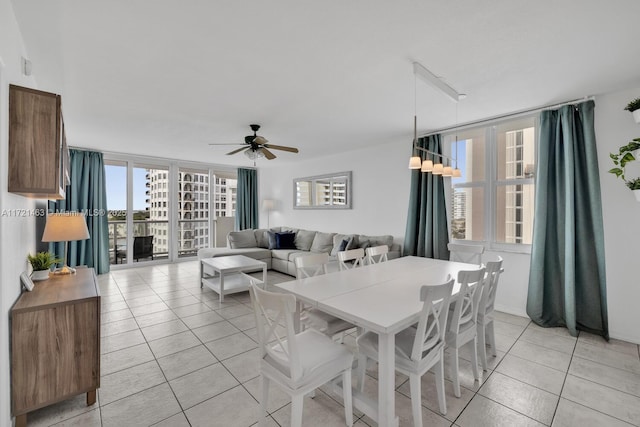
(235, 168), (258, 230)
(49, 149), (110, 274)
(404, 134), (450, 260)
(527, 100), (608, 339)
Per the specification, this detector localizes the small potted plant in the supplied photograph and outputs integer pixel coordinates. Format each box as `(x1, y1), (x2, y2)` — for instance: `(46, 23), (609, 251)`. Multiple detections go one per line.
(27, 251), (60, 281)
(609, 139), (640, 201)
(624, 98), (640, 123)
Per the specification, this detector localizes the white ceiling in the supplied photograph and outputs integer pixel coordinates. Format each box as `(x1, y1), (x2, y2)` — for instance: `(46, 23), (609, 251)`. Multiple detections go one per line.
(10, 0), (640, 167)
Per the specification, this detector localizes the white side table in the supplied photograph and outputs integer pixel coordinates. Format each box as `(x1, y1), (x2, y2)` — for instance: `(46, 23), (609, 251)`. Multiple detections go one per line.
(200, 255), (267, 302)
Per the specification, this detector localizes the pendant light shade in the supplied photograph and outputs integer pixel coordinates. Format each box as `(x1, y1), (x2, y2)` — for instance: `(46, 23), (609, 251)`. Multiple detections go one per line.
(442, 166), (453, 177)
(432, 163), (444, 175)
(421, 160), (433, 172)
(452, 168), (462, 178)
(409, 156), (422, 169)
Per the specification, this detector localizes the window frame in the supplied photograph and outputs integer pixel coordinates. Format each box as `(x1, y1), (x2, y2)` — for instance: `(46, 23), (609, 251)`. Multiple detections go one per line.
(443, 114), (538, 254)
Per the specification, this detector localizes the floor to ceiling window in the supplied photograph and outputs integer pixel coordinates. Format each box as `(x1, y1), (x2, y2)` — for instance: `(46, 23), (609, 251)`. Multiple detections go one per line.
(104, 154), (237, 266)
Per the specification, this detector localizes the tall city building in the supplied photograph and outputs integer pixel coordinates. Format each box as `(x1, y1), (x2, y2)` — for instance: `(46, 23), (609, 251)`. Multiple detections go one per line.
(147, 170), (237, 256)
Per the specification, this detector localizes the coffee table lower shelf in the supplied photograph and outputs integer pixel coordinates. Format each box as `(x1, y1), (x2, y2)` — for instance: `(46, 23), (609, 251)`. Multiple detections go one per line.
(201, 274), (252, 302)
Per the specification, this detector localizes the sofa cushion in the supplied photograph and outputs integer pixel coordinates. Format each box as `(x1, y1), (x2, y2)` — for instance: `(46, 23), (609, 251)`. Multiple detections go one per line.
(359, 234), (394, 250)
(310, 231), (336, 254)
(228, 230), (258, 249)
(275, 232), (296, 249)
(271, 249), (305, 261)
(330, 234), (355, 256)
(254, 229), (269, 248)
(295, 229), (316, 251)
(266, 231), (278, 249)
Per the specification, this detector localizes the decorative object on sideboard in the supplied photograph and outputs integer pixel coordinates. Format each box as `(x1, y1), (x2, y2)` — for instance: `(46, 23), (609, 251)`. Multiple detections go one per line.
(26, 251), (60, 281)
(19, 272), (35, 291)
(609, 138), (640, 201)
(624, 97), (640, 123)
(41, 212), (90, 274)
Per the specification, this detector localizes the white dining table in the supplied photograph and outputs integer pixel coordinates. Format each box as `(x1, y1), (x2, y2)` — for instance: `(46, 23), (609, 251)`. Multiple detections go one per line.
(274, 255), (479, 427)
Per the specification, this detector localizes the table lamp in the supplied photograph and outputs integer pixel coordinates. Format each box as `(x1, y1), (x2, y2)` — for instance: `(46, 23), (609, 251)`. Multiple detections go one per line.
(42, 212), (90, 274)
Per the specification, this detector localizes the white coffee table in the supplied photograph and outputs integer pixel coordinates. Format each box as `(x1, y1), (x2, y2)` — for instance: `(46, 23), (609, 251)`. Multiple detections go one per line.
(200, 255), (267, 302)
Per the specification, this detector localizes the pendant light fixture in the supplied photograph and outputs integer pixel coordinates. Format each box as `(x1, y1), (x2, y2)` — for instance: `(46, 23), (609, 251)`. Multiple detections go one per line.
(407, 61), (466, 178)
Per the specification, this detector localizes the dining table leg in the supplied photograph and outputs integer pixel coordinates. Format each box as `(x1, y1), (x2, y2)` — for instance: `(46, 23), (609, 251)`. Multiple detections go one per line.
(378, 331), (399, 427)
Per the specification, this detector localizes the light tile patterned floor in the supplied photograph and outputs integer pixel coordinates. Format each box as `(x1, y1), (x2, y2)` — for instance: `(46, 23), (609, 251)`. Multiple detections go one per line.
(26, 261), (640, 427)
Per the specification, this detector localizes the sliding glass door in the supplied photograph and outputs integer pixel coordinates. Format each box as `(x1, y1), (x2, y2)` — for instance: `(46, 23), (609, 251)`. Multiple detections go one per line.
(104, 155), (237, 266)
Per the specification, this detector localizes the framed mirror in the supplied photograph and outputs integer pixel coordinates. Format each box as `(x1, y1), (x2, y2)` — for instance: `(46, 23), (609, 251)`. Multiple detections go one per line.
(294, 171), (352, 209)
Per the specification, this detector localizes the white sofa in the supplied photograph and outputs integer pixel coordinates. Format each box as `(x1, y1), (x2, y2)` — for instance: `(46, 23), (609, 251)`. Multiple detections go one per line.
(197, 226), (401, 277)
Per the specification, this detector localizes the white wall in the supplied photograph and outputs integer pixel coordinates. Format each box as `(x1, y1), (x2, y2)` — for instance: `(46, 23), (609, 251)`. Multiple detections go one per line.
(595, 87), (640, 344)
(260, 88), (640, 344)
(0, 0), (38, 424)
(259, 141), (411, 241)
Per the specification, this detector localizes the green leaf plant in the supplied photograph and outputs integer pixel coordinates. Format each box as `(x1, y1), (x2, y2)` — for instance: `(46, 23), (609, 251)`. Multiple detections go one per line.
(609, 138), (640, 190)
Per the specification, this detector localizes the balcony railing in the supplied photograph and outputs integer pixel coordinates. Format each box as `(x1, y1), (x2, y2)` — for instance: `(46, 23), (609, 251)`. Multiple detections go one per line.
(108, 219), (215, 264)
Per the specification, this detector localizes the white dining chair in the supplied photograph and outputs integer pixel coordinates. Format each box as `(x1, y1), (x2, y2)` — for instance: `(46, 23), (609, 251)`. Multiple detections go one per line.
(337, 248), (365, 271)
(445, 267), (486, 397)
(294, 253), (355, 338)
(248, 282), (354, 427)
(447, 243), (484, 265)
(477, 257), (504, 371)
(365, 245), (388, 265)
(356, 277), (455, 425)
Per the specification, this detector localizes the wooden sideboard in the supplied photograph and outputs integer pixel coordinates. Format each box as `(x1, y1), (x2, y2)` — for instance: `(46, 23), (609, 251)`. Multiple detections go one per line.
(11, 268), (101, 427)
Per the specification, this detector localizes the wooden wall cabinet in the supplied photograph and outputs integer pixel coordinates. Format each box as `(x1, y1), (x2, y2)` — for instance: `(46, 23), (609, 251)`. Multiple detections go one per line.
(8, 84), (70, 199)
(11, 269), (101, 427)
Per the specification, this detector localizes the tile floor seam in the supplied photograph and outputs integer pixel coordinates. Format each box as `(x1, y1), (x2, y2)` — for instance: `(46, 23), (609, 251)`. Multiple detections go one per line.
(547, 329), (578, 425)
(448, 317), (532, 426)
(558, 395), (639, 427)
(564, 371), (640, 402)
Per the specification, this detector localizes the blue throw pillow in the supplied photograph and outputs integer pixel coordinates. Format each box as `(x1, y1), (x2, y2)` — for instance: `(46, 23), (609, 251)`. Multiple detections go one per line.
(339, 238), (350, 252)
(266, 231), (278, 249)
(275, 232), (296, 249)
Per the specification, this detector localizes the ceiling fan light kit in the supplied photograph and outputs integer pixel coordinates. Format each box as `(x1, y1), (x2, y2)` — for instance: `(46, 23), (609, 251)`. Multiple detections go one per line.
(209, 124), (299, 162)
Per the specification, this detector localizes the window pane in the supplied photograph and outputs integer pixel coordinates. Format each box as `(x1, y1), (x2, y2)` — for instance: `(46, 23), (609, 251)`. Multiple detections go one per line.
(497, 117), (536, 180)
(495, 184), (534, 244)
(451, 187), (484, 241)
(141, 166), (169, 261)
(105, 163), (127, 265)
(178, 168), (210, 258)
(447, 128), (486, 184)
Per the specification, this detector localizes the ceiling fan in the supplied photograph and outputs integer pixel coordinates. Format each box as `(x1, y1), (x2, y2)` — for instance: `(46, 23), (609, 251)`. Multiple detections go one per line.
(209, 124), (299, 160)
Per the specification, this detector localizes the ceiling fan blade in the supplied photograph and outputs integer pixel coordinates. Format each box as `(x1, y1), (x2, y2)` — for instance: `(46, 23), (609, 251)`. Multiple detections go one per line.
(226, 147), (248, 155)
(261, 148), (277, 160)
(263, 144), (299, 153)
(253, 135), (269, 145)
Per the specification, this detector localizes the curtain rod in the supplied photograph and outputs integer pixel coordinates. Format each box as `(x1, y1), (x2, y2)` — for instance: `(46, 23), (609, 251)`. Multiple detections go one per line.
(420, 96), (595, 138)
(70, 146), (248, 171)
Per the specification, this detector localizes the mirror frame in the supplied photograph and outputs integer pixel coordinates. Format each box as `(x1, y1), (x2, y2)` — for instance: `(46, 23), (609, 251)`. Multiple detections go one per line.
(293, 171), (352, 209)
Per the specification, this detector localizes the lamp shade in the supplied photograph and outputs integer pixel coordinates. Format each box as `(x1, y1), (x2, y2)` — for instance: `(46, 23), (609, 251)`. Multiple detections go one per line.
(262, 199), (275, 211)
(42, 213), (90, 242)
(442, 166), (453, 177)
(408, 156), (422, 169)
(452, 168), (462, 178)
(421, 160), (433, 172)
(431, 163), (444, 175)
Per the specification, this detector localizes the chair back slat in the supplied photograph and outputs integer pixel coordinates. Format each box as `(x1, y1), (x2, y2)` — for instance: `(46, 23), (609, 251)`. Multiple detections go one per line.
(448, 268), (486, 335)
(411, 276), (455, 361)
(338, 248), (365, 271)
(248, 282), (303, 381)
(365, 245), (389, 265)
(295, 253), (329, 279)
(448, 243), (484, 265)
(480, 257), (503, 317)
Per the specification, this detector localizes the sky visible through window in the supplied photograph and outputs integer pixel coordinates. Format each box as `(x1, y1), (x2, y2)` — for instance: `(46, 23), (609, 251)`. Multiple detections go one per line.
(105, 165), (148, 211)
(452, 139), (467, 183)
